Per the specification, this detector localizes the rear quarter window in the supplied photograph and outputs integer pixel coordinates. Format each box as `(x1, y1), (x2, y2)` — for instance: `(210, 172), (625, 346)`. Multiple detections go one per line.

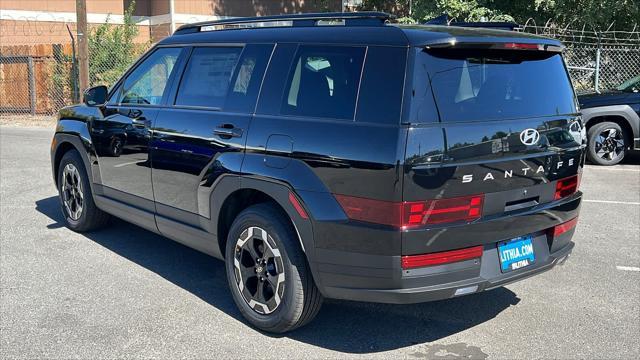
(355, 46), (408, 124)
(417, 49), (577, 123)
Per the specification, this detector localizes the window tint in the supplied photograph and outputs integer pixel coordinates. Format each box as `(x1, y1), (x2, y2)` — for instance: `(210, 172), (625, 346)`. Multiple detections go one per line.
(225, 44), (274, 113)
(356, 46), (407, 124)
(282, 45), (365, 120)
(420, 49), (577, 123)
(120, 47), (181, 105)
(175, 47), (242, 108)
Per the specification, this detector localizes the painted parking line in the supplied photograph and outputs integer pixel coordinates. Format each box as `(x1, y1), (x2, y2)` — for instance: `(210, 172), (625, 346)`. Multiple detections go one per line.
(583, 199), (640, 205)
(616, 266), (640, 272)
(584, 166), (640, 172)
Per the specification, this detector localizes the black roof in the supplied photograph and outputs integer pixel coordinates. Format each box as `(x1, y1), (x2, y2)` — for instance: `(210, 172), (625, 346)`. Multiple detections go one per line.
(159, 12), (562, 48)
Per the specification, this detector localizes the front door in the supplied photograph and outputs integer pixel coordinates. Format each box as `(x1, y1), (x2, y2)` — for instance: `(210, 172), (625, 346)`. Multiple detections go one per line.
(94, 47), (183, 206)
(151, 44), (274, 224)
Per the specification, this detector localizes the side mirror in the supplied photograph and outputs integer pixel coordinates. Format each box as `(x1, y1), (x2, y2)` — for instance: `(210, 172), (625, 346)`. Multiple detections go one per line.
(83, 85), (108, 106)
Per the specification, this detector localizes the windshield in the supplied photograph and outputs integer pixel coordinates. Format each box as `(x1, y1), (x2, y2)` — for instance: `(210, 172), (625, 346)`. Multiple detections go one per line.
(616, 75), (640, 92)
(418, 49), (577, 123)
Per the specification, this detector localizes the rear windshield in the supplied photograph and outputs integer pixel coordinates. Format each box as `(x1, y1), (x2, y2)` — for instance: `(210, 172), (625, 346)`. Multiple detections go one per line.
(419, 49), (577, 123)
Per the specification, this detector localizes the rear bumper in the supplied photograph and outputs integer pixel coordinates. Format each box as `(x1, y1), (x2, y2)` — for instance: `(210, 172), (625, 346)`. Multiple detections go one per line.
(311, 194), (580, 304)
(319, 241), (573, 304)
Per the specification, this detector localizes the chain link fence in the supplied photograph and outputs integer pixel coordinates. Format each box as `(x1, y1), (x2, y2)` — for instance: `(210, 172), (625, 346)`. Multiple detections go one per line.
(522, 24), (640, 94)
(0, 19), (151, 124)
(1, 19), (639, 124)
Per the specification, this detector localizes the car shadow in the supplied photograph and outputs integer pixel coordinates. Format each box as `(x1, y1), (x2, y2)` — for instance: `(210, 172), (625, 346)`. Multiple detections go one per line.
(35, 196), (520, 354)
(622, 151), (640, 165)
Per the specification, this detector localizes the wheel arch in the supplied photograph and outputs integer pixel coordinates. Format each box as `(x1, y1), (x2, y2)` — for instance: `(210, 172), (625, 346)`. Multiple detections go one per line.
(51, 119), (101, 190)
(210, 176), (316, 265)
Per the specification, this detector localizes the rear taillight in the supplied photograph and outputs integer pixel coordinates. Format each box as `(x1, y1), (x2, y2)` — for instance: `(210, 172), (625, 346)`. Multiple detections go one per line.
(403, 195), (484, 228)
(554, 175), (579, 200)
(402, 246), (483, 269)
(551, 217), (579, 237)
(334, 194), (484, 229)
(334, 195), (401, 227)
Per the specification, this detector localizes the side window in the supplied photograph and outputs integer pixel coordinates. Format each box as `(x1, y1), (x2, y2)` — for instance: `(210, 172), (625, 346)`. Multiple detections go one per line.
(281, 45), (365, 120)
(356, 46), (408, 124)
(175, 47), (242, 108)
(225, 44), (274, 113)
(120, 47), (181, 105)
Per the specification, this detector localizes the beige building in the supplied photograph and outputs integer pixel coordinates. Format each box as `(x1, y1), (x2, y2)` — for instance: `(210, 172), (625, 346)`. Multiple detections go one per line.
(1, 0), (345, 45)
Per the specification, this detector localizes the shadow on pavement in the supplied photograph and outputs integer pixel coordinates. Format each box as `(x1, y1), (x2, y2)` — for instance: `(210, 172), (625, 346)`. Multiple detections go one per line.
(622, 151), (640, 165)
(36, 195), (519, 354)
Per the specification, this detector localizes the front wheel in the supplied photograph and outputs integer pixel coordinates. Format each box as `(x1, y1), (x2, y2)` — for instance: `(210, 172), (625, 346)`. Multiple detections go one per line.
(587, 122), (627, 166)
(57, 150), (111, 232)
(225, 203), (322, 333)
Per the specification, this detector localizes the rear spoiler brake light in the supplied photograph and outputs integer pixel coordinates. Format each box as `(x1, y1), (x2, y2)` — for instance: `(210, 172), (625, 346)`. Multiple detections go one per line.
(425, 41), (564, 53)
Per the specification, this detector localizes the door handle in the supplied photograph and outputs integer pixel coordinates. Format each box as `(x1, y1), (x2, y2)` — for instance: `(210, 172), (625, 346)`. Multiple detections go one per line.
(131, 117), (149, 127)
(214, 124), (243, 139)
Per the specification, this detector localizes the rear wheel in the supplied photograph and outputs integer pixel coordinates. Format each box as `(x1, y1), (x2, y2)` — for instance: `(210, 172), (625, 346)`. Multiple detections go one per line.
(225, 203), (322, 333)
(57, 150), (111, 232)
(587, 122), (627, 166)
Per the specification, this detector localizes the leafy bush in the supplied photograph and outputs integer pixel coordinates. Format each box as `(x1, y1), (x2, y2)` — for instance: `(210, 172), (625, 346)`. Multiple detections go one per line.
(88, 1), (149, 87)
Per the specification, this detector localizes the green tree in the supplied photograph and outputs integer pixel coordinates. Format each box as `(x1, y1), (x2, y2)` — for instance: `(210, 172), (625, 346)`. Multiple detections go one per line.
(88, 0), (149, 87)
(359, 0), (639, 30)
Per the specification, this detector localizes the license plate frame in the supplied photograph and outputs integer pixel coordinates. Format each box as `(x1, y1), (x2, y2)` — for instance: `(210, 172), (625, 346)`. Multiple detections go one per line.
(498, 235), (535, 273)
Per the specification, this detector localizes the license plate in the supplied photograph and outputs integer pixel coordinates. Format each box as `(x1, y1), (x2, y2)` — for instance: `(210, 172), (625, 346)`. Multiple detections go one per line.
(498, 236), (535, 273)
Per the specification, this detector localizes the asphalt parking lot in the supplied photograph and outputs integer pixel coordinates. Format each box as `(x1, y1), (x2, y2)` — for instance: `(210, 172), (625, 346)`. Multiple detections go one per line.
(1, 126), (639, 359)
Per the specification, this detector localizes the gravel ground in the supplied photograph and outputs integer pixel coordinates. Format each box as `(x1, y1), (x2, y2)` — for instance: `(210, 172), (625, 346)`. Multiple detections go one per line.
(1, 126), (639, 359)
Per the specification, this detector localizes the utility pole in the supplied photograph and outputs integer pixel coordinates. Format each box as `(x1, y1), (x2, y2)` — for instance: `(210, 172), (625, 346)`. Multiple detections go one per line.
(76, 0), (89, 93)
(169, 0), (176, 34)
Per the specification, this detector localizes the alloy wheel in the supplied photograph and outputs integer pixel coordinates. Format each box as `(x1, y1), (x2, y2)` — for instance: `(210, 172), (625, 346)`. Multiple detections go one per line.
(595, 128), (625, 161)
(61, 163), (84, 220)
(233, 226), (285, 315)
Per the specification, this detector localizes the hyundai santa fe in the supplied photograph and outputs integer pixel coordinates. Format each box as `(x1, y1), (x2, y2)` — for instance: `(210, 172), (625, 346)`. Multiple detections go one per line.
(50, 12), (584, 333)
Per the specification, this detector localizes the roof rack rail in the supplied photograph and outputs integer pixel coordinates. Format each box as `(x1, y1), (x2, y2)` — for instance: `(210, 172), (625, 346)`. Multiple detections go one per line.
(174, 12), (393, 34)
(424, 14), (520, 31)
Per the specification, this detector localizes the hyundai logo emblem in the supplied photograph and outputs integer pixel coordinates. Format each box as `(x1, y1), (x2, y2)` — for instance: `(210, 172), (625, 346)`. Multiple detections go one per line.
(520, 128), (540, 146)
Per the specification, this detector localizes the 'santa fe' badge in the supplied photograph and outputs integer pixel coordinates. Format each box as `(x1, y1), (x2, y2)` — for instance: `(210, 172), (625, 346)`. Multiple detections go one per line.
(520, 128), (540, 146)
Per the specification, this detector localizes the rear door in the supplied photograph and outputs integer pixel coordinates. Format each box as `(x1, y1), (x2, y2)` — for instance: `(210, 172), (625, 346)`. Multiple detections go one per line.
(151, 44), (273, 226)
(403, 45), (584, 254)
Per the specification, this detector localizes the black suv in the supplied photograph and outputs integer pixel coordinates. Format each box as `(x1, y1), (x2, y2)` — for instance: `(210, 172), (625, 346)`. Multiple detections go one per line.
(51, 12), (584, 333)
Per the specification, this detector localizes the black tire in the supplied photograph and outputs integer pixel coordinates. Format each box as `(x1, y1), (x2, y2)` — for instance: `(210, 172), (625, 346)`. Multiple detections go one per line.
(587, 121), (627, 166)
(225, 203), (323, 333)
(57, 149), (111, 232)
(108, 136), (124, 157)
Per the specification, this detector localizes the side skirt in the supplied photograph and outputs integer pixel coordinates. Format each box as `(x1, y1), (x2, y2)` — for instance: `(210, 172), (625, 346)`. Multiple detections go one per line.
(94, 194), (222, 260)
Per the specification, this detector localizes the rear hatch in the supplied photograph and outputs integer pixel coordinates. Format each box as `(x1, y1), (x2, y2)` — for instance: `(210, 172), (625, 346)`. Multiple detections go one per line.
(402, 39), (584, 256)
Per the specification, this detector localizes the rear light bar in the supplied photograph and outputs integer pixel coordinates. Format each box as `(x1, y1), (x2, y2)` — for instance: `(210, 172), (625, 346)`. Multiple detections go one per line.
(334, 194), (484, 229)
(554, 175), (579, 200)
(426, 42), (564, 53)
(402, 246), (483, 269)
(503, 42), (541, 50)
(551, 217), (579, 237)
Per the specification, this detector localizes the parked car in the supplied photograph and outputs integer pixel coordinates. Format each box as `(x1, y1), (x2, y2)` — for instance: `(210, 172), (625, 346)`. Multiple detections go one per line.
(50, 12), (584, 333)
(579, 75), (640, 165)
